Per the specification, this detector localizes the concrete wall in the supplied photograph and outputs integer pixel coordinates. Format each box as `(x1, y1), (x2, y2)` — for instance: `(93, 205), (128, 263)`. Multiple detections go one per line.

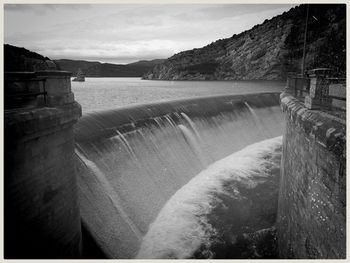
(277, 92), (346, 259)
(4, 71), (82, 258)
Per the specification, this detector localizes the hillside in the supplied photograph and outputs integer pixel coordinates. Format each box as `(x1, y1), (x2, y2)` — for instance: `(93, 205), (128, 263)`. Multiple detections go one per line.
(143, 4), (346, 80)
(4, 44), (57, 71)
(4, 44), (164, 77)
(54, 59), (165, 77)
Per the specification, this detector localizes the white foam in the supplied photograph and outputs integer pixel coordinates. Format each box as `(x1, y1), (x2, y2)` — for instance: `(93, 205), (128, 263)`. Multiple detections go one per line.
(136, 136), (282, 259)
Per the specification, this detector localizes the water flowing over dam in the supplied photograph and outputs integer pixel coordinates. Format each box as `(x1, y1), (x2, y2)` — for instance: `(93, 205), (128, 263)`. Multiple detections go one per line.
(74, 92), (284, 258)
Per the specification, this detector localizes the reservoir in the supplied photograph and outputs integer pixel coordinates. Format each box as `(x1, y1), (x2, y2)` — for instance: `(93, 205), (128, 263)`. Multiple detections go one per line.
(72, 77), (284, 113)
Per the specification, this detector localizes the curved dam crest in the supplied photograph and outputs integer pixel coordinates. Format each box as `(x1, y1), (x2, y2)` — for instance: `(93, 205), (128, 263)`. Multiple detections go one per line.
(74, 92), (284, 258)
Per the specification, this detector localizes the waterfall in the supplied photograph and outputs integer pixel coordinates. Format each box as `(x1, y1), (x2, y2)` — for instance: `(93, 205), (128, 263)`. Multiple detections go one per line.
(74, 92), (284, 258)
(178, 124), (208, 168)
(75, 149), (143, 240)
(136, 136), (282, 259)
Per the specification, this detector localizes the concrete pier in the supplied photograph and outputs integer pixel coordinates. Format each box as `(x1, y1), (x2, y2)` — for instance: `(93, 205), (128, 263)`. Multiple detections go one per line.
(4, 71), (82, 258)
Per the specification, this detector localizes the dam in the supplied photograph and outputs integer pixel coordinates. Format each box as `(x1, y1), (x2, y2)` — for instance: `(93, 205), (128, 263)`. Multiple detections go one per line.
(4, 71), (345, 259)
(74, 92), (284, 258)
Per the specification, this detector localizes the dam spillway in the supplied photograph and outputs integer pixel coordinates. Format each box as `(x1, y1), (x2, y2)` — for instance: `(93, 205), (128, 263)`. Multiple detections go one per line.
(74, 92), (284, 258)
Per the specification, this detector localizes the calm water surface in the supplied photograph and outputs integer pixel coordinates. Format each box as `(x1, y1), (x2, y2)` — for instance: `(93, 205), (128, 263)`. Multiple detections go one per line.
(72, 77), (284, 114)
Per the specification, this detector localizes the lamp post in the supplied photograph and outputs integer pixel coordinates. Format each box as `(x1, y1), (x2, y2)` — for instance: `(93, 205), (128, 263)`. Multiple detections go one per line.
(301, 4), (309, 76)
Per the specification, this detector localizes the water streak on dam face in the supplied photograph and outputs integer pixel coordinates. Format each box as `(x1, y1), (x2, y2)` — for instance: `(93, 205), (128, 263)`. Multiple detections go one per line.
(74, 92), (284, 258)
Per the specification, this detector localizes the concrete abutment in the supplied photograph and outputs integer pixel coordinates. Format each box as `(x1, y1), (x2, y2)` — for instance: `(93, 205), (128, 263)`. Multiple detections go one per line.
(4, 71), (83, 258)
(277, 92), (346, 258)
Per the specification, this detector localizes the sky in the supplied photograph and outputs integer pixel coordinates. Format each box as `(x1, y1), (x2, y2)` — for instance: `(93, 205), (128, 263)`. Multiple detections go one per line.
(4, 4), (297, 64)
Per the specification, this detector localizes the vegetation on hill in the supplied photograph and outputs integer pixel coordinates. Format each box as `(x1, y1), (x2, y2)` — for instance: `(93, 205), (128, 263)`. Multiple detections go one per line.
(54, 59), (165, 77)
(143, 4), (346, 80)
(4, 44), (164, 77)
(4, 44), (56, 71)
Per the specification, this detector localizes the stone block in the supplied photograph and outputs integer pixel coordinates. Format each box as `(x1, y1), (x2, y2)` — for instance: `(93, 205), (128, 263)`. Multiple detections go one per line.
(44, 78), (71, 94)
(309, 80), (319, 98)
(304, 96), (320, 109)
(46, 92), (75, 107)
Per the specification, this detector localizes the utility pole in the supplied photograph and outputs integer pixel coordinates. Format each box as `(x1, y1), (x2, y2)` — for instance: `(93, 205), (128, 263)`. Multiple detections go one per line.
(301, 4), (309, 76)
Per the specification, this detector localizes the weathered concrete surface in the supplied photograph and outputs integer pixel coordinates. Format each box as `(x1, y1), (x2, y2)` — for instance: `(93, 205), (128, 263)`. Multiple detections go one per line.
(277, 92), (346, 259)
(4, 72), (83, 258)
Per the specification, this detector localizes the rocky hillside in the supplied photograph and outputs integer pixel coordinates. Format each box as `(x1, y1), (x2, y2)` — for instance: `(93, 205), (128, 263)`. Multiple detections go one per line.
(55, 59), (165, 77)
(4, 44), (57, 71)
(4, 44), (164, 77)
(143, 4), (345, 80)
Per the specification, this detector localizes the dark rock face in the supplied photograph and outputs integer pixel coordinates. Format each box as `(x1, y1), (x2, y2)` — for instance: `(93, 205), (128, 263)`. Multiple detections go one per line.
(4, 44), (57, 72)
(144, 4), (345, 81)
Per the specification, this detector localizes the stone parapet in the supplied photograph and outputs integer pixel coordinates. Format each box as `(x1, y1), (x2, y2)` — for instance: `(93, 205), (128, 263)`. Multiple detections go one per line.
(280, 93), (345, 157)
(5, 102), (81, 142)
(277, 92), (346, 259)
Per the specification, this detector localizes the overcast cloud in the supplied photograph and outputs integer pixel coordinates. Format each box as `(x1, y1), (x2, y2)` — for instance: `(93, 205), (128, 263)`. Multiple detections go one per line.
(4, 4), (297, 64)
